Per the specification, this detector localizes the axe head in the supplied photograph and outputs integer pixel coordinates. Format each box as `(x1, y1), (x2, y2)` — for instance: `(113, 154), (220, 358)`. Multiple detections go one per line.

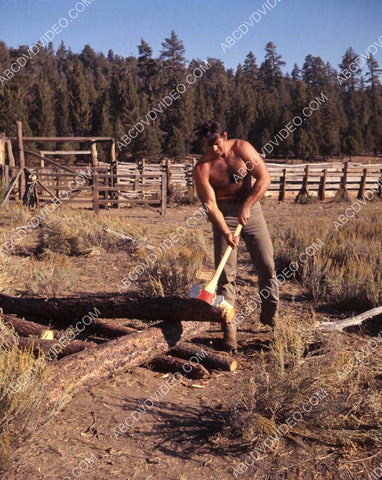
(189, 284), (224, 307)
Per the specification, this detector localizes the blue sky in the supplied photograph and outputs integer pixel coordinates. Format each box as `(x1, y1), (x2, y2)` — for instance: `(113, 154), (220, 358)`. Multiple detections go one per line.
(1, 0), (382, 74)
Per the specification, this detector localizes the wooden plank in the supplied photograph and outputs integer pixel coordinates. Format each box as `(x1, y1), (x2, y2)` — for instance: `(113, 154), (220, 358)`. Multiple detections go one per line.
(8, 137), (114, 142)
(6, 139), (16, 167)
(24, 150), (80, 175)
(90, 141), (98, 168)
(17, 121), (26, 200)
(0, 133), (5, 167)
(40, 151), (92, 155)
(1, 169), (22, 206)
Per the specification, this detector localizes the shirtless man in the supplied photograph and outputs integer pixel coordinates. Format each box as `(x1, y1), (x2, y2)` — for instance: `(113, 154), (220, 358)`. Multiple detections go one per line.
(193, 120), (279, 351)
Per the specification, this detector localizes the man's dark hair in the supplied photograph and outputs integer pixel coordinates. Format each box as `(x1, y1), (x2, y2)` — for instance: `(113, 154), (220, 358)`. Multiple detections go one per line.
(194, 120), (225, 146)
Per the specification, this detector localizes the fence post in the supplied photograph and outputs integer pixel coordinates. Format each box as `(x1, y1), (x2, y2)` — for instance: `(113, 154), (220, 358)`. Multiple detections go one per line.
(278, 168), (286, 202)
(334, 161), (350, 202)
(4, 165), (9, 207)
(161, 173), (167, 216)
(16, 121), (26, 200)
(93, 173), (99, 214)
(357, 168), (367, 200)
(91, 140), (98, 168)
(295, 165), (309, 202)
(319, 169), (327, 201)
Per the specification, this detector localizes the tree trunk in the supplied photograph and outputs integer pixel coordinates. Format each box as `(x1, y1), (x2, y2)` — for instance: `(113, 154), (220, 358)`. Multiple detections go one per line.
(147, 355), (210, 379)
(1, 313), (56, 338)
(0, 313), (135, 340)
(2, 336), (97, 359)
(0, 293), (227, 323)
(47, 319), (213, 403)
(318, 306), (382, 332)
(168, 342), (238, 372)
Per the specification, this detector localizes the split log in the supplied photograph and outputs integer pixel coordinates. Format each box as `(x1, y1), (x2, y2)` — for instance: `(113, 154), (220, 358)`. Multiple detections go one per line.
(3, 336), (96, 359)
(47, 319), (213, 402)
(168, 342), (238, 372)
(147, 354), (210, 379)
(318, 306), (382, 332)
(0, 313), (134, 340)
(1, 313), (57, 338)
(0, 293), (228, 324)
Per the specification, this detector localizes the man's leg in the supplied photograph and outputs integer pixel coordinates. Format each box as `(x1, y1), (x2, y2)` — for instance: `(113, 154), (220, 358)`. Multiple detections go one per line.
(242, 202), (279, 326)
(212, 214), (239, 307)
(213, 206), (239, 350)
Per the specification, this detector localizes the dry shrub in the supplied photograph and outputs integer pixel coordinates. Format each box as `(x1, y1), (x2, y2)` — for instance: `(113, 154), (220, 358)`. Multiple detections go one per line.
(25, 256), (75, 299)
(273, 215), (382, 310)
(139, 229), (207, 296)
(37, 208), (149, 255)
(0, 320), (49, 471)
(227, 312), (382, 477)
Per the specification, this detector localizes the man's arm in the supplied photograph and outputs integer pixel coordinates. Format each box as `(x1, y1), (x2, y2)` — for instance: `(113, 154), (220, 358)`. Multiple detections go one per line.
(193, 162), (239, 248)
(236, 141), (271, 225)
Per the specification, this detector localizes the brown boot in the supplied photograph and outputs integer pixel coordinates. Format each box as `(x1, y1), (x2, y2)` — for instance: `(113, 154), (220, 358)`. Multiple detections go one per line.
(260, 311), (279, 328)
(222, 323), (237, 352)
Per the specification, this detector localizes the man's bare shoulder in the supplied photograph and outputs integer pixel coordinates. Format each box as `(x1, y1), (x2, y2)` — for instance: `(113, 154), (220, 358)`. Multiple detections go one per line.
(231, 138), (253, 153)
(195, 154), (212, 169)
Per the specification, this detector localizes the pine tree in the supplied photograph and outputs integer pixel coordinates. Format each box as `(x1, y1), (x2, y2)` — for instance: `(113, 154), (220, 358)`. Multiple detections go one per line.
(259, 42), (286, 88)
(67, 57), (92, 135)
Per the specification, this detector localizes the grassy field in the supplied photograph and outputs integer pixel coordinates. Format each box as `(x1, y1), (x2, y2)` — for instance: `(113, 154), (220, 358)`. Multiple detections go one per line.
(0, 198), (381, 480)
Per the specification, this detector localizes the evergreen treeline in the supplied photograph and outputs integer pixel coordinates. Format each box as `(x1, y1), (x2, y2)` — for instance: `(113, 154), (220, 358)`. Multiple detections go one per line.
(0, 32), (381, 162)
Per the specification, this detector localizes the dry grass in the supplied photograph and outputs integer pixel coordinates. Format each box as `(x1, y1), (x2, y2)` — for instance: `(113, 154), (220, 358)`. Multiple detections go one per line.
(139, 229), (207, 296)
(26, 256), (75, 299)
(272, 213), (382, 310)
(0, 320), (50, 472)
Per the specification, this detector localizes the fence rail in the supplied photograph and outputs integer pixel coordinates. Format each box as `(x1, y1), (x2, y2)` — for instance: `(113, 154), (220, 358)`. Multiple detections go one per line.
(1, 123), (382, 212)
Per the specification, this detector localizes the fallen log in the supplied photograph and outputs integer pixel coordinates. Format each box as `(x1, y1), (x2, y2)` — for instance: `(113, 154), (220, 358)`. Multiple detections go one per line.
(147, 354), (210, 379)
(168, 342), (238, 372)
(0, 313), (134, 340)
(3, 336), (97, 359)
(89, 319), (137, 338)
(0, 293), (227, 323)
(1, 313), (58, 338)
(47, 319), (213, 402)
(318, 306), (382, 332)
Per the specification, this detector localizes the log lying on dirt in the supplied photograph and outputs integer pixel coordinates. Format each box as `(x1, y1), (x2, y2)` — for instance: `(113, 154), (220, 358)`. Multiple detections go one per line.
(47, 319), (213, 403)
(0, 293), (227, 323)
(0, 313), (134, 340)
(168, 342), (238, 372)
(318, 306), (382, 332)
(89, 319), (137, 338)
(147, 355), (210, 379)
(3, 336), (97, 359)
(1, 313), (58, 338)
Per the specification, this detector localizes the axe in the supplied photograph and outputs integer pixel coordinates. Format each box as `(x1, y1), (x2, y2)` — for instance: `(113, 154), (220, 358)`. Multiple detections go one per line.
(189, 223), (243, 308)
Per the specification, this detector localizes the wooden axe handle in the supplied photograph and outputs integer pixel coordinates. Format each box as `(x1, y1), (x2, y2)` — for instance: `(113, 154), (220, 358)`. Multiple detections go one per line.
(204, 224), (243, 294)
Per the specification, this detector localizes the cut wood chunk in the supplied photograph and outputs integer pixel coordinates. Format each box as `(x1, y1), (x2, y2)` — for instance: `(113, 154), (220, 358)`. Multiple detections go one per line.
(0, 293), (227, 323)
(318, 306), (382, 332)
(1, 313), (58, 338)
(147, 354), (210, 379)
(47, 319), (212, 403)
(168, 342), (238, 371)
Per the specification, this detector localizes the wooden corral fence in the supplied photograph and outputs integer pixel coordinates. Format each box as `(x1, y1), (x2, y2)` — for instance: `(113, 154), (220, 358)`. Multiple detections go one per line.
(1, 123), (381, 211)
(0, 122), (168, 214)
(267, 162), (382, 201)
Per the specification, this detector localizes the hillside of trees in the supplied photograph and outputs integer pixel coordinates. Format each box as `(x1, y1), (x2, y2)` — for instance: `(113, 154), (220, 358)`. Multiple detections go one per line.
(0, 31), (381, 162)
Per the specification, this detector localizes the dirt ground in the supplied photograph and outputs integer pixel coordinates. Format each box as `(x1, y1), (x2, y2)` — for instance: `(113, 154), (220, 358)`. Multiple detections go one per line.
(2, 199), (382, 480)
